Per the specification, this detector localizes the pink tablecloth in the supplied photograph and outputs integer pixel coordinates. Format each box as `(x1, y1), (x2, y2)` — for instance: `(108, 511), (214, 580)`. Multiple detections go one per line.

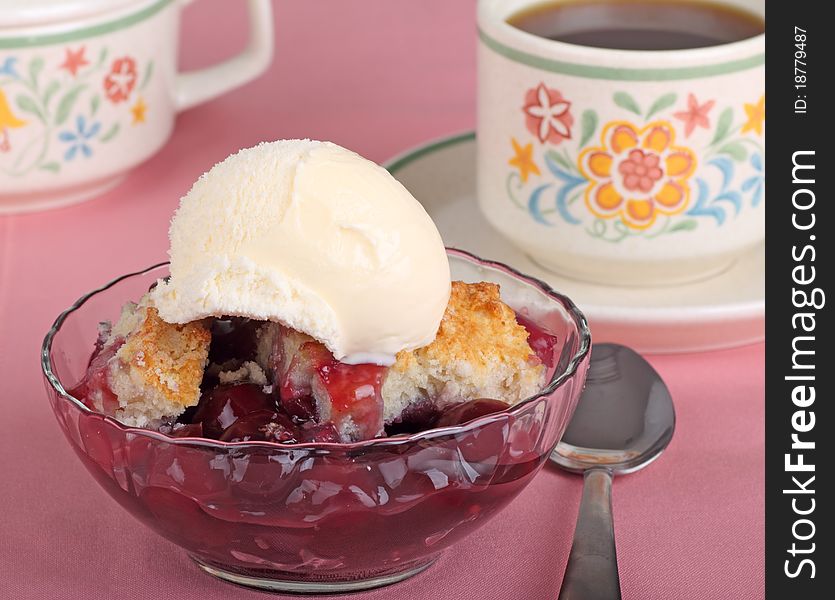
(0, 1), (764, 598)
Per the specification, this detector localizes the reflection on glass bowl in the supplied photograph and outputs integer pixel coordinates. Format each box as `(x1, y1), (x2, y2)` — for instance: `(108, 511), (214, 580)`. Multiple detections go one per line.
(41, 249), (590, 594)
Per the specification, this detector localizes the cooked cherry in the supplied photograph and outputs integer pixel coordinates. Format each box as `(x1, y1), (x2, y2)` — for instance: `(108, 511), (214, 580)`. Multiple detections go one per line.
(219, 410), (298, 443)
(515, 314), (559, 368)
(208, 317), (264, 364)
(176, 404), (198, 425)
(313, 362), (385, 442)
(70, 336), (123, 413)
(192, 384), (276, 438)
(281, 395), (318, 422)
(276, 339), (330, 421)
(316, 363), (385, 412)
(168, 422), (204, 438)
(435, 399), (510, 427)
(275, 337), (385, 441)
(385, 400), (441, 435)
(298, 422), (340, 443)
(280, 340), (333, 401)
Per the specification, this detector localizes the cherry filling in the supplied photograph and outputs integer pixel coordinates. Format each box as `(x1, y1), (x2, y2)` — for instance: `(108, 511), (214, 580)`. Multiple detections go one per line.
(312, 362), (386, 441)
(192, 384), (277, 438)
(69, 326), (122, 414)
(297, 421), (341, 443)
(516, 314), (559, 368)
(218, 410), (297, 443)
(73, 311), (559, 444)
(278, 341), (332, 420)
(165, 422), (204, 438)
(208, 317), (263, 365)
(435, 399), (511, 428)
(271, 329), (386, 442)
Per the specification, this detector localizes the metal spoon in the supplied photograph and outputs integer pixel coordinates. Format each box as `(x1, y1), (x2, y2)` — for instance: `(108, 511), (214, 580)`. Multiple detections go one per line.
(551, 343), (675, 600)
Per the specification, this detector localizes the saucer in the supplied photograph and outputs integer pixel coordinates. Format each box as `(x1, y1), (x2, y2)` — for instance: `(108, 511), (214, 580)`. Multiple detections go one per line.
(384, 132), (764, 354)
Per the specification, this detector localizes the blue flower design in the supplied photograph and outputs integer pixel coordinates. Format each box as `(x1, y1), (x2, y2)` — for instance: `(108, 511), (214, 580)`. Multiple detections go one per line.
(741, 153), (764, 207)
(541, 152), (586, 225)
(0, 57), (18, 78)
(521, 151), (586, 226)
(686, 157), (743, 226)
(59, 115), (101, 160)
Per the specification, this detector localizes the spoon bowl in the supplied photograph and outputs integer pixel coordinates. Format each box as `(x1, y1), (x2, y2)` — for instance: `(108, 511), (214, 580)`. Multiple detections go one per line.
(552, 343), (675, 474)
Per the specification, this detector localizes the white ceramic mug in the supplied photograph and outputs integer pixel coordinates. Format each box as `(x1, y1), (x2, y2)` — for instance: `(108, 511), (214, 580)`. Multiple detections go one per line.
(0, 0), (273, 214)
(477, 0), (765, 286)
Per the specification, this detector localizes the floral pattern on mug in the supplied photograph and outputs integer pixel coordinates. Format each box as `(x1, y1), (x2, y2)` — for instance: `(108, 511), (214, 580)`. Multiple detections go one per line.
(507, 138), (541, 183)
(578, 121), (696, 230)
(0, 48), (153, 176)
(59, 47), (90, 77)
(59, 115), (101, 160)
(523, 83), (573, 144)
(103, 56), (138, 104)
(673, 93), (715, 137)
(506, 88), (765, 241)
(741, 95), (765, 135)
(131, 97), (148, 124)
(0, 86), (27, 152)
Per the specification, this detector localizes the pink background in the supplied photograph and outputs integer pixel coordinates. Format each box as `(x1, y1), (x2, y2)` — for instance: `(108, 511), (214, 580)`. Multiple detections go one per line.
(0, 1), (764, 598)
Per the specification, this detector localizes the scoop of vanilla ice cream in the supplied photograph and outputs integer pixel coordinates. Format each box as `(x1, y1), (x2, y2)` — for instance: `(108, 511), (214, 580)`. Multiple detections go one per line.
(151, 139), (451, 366)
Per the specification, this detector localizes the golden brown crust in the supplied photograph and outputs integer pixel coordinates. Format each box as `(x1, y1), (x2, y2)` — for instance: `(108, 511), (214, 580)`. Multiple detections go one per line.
(115, 306), (211, 409)
(392, 281), (535, 373)
(381, 281), (545, 422)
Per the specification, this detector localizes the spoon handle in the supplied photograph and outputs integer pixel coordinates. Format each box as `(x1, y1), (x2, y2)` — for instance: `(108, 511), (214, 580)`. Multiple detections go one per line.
(558, 467), (621, 600)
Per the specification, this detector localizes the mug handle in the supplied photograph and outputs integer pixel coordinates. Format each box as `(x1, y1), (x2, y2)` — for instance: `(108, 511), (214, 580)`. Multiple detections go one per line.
(175, 0), (274, 111)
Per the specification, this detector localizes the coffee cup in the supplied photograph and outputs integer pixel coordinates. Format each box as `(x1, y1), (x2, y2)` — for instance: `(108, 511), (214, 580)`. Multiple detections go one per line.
(0, 0), (273, 214)
(477, 0), (765, 286)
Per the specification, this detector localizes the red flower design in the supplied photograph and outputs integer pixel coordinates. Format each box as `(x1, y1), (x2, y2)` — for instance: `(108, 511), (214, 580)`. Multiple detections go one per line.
(103, 57), (138, 104)
(618, 149), (664, 193)
(673, 93), (715, 138)
(60, 46), (90, 77)
(523, 83), (573, 145)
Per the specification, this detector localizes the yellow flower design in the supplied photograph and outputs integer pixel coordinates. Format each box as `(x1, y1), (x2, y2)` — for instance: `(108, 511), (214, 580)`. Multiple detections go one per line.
(131, 97), (147, 124)
(742, 95), (765, 135)
(0, 87), (28, 152)
(578, 121), (697, 230)
(508, 137), (541, 183)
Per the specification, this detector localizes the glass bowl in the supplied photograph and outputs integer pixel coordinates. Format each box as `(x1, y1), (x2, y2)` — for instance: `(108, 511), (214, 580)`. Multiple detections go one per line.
(41, 249), (590, 594)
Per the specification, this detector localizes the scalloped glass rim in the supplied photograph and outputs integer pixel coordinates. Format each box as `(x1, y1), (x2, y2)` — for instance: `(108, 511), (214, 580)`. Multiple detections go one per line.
(41, 248), (590, 452)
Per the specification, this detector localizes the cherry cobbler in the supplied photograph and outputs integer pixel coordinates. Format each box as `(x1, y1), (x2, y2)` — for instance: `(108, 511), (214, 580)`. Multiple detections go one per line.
(70, 281), (558, 443)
